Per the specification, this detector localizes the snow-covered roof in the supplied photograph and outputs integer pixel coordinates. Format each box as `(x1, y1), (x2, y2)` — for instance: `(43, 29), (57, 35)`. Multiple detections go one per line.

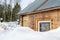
(18, 0), (45, 14)
(18, 0), (60, 14)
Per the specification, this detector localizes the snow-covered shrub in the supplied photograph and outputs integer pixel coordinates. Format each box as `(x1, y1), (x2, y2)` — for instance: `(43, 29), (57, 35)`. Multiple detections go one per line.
(0, 22), (18, 31)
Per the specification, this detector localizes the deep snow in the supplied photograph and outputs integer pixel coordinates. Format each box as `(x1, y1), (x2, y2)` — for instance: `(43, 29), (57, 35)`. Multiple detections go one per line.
(0, 22), (60, 40)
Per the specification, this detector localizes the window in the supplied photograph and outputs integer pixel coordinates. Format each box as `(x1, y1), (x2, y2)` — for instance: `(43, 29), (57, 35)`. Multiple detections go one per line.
(38, 21), (50, 32)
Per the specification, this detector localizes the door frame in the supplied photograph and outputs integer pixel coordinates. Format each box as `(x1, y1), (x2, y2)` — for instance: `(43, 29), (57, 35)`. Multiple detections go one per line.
(38, 21), (50, 32)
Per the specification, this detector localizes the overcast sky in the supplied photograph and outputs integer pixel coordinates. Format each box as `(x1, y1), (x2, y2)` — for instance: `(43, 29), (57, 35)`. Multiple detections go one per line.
(0, 0), (35, 10)
(20, 0), (35, 10)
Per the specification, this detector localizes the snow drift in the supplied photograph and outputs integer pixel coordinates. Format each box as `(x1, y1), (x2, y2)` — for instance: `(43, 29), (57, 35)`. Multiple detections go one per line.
(0, 22), (60, 40)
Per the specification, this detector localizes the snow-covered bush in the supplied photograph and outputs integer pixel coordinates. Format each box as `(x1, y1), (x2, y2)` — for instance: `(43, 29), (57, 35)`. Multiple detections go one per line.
(0, 22), (18, 31)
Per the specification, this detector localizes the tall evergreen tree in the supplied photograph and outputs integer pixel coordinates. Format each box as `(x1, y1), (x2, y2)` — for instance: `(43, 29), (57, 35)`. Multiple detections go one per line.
(12, 3), (21, 21)
(6, 4), (11, 22)
(0, 4), (4, 18)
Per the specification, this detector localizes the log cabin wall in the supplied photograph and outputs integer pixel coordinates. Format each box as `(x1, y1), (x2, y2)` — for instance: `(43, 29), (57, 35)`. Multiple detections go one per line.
(20, 9), (60, 31)
(35, 10), (58, 31)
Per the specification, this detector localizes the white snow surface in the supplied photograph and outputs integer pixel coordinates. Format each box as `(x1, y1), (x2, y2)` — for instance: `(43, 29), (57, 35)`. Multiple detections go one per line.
(0, 22), (60, 40)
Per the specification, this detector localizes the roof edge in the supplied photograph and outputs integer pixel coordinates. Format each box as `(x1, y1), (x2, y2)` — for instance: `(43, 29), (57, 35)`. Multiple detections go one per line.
(18, 6), (60, 15)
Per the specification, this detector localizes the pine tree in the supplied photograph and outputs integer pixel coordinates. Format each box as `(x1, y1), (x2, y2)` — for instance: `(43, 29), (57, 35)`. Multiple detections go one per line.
(0, 4), (4, 18)
(12, 3), (21, 21)
(6, 5), (11, 22)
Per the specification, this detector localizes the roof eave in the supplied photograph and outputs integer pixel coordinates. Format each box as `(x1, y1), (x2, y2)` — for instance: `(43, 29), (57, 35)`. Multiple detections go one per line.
(18, 6), (60, 16)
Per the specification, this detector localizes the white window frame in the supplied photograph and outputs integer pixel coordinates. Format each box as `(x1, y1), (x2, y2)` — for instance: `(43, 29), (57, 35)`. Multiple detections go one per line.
(38, 21), (50, 32)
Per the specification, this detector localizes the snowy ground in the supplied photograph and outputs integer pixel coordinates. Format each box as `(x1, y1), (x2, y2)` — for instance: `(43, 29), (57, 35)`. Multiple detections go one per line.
(0, 22), (60, 40)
